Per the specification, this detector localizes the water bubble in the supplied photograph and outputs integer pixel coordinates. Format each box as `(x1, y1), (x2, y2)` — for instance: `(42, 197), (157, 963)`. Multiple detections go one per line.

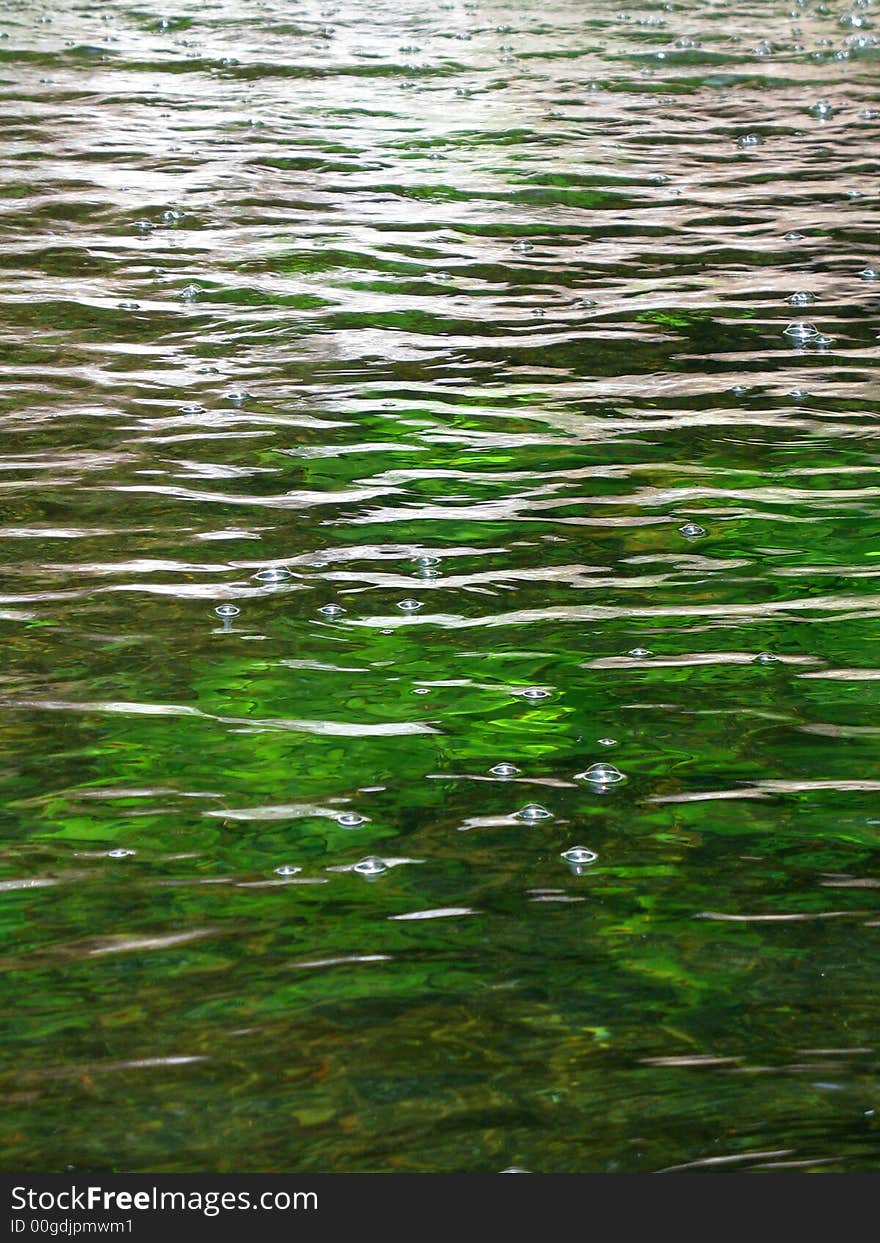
(787, 290), (816, 305)
(214, 604), (240, 618)
(756, 652), (779, 664)
(274, 864), (301, 877)
(179, 283), (202, 301)
(397, 598), (423, 612)
(515, 803), (553, 821)
(577, 763), (626, 785)
(521, 687), (550, 701)
(512, 240), (534, 253)
(810, 99), (835, 118)
(561, 845), (598, 865)
(337, 811), (367, 828)
(318, 604), (345, 618)
(413, 554), (440, 568)
(784, 231), (805, 242)
(860, 267), (879, 281)
(253, 567), (292, 583)
(783, 320), (819, 340)
(118, 300), (140, 310)
(225, 388), (251, 404)
(812, 333), (833, 347)
(678, 522), (706, 539)
(107, 848), (135, 859)
(736, 133), (764, 147)
(162, 208), (185, 223)
(499, 1167), (531, 1174)
(490, 762), (521, 777)
(628, 647), (652, 659)
(133, 220), (153, 233)
(597, 737), (618, 747)
(353, 855), (388, 877)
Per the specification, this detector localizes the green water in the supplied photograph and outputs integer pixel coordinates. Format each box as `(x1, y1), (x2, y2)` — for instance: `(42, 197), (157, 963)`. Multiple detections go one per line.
(2, 0), (880, 1173)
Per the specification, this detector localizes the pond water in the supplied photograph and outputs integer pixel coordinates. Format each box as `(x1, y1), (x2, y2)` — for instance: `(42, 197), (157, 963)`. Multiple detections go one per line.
(2, 0), (880, 1174)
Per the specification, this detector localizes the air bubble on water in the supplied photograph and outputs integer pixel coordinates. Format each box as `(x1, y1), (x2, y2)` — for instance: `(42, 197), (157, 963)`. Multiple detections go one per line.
(812, 333), (833, 347)
(597, 737), (618, 747)
(577, 763), (626, 785)
(214, 604), (240, 618)
(521, 687), (550, 701)
(512, 240), (533, 252)
(254, 567), (292, 583)
(178, 403), (205, 414)
(414, 554), (440, 568)
(180, 283), (202, 301)
(810, 99), (835, 118)
(225, 388), (251, 404)
(783, 320), (819, 339)
(860, 267), (879, 281)
(784, 231), (805, 242)
(678, 522), (706, 538)
(515, 803), (553, 821)
(490, 763), (521, 777)
(337, 811), (368, 828)
(353, 855), (388, 877)
(397, 598), (423, 612)
(274, 864), (301, 877)
(162, 208), (185, 223)
(736, 133), (764, 147)
(628, 647), (652, 659)
(756, 652), (779, 664)
(561, 845), (598, 865)
(107, 848), (135, 859)
(787, 290), (816, 305)
(118, 301), (140, 310)
(318, 604), (345, 618)
(499, 1167), (531, 1174)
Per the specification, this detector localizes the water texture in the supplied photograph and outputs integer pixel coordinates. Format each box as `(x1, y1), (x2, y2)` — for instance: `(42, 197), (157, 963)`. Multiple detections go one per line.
(2, 0), (880, 1174)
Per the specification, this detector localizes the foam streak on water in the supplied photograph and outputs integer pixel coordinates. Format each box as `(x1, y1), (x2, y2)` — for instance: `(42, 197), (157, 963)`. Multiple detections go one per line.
(1, 0), (880, 1174)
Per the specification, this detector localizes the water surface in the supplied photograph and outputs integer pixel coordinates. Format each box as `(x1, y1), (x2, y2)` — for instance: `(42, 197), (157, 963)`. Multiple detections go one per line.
(2, 0), (880, 1174)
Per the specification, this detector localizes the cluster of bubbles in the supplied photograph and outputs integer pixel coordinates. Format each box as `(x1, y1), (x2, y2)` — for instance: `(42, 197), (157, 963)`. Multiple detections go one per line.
(123, 0), (869, 924)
